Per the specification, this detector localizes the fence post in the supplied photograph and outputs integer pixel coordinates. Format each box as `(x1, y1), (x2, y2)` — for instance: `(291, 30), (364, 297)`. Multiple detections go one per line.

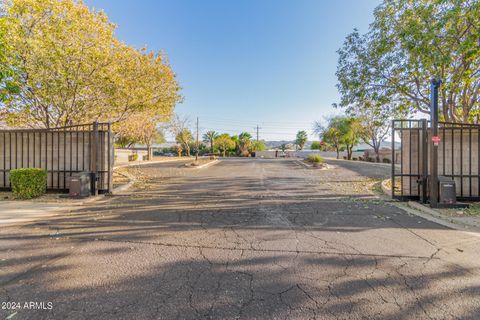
(91, 122), (99, 195)
(391, 120), (395, 199)
(421, 119), (428, 203)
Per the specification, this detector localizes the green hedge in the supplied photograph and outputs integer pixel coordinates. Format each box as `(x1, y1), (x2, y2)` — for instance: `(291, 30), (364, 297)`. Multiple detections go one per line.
(10, 168), (47, 199)
(306, 154), (325, 163)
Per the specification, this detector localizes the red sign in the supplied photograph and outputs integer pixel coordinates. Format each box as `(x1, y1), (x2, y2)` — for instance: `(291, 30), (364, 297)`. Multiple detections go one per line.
(431, 136), (441, 143)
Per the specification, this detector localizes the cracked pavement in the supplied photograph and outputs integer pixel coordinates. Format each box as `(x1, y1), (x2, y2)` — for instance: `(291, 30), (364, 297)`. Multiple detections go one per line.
(1, 158), (480, 319)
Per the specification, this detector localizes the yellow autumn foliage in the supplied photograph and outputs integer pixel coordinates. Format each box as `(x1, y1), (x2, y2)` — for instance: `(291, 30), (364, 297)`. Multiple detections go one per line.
(0, 0), (181, 128)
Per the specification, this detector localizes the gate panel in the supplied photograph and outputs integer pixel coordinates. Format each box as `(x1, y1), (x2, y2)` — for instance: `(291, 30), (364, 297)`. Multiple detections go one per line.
(393, 120), (480, 201)
(392, 120), (427, 200)
(0, 123), (113, 193)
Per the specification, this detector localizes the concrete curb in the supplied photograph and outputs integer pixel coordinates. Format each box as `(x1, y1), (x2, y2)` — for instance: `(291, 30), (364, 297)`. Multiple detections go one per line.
(185, 159), (220, 169)
(113, 158), (189, 170)
(406, 201), (480, 233)
(325, 157), (399, 168)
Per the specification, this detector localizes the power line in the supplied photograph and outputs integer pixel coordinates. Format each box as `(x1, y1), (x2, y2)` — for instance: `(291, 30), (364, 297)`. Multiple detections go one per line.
(195, 115), (315, 125)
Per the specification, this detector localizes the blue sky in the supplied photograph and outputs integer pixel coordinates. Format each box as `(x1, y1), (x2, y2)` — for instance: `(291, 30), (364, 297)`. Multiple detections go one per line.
(85, 0), (380, 140)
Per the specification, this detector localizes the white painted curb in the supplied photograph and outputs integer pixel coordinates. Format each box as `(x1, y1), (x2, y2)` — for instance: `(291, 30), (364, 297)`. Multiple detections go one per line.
(185, 159), (220, 169)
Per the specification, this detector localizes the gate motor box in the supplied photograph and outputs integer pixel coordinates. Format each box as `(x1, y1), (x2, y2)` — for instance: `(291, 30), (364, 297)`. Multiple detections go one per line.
(438, 176), (456, 204)
(69, 172), (91, 197)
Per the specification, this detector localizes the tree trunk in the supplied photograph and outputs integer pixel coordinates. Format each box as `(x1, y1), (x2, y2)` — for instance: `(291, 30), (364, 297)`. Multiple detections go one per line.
(336, 147), (340, 159)
(223, 150), (226, 157)
(347, 146), (352, 160)
(147, 143), (152, 161)
(374, 146), (380, 163)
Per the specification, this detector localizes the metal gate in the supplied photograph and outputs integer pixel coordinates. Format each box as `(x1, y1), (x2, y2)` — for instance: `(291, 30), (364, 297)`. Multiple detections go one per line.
(0, 122), (113, 193)
(392, 119), (480, 201)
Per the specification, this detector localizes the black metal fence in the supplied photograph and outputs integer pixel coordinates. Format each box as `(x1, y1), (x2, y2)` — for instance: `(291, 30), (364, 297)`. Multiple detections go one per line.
(0, 122), (113, 193)
(392, 119), (480, 201)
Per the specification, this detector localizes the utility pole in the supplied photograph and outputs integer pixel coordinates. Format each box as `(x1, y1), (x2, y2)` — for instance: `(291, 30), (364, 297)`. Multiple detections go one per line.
(196, 117), (199, 161)
(256, 125), (260, 141)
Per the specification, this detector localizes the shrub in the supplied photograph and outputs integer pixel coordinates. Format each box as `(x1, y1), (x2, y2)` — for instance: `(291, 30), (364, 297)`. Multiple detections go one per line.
(306, 154), (325, 164)
(129, 153), (139, 161)
(10, 168), (47, 199)
(352, 157), (358, 161)
(382, 158), (391, 163)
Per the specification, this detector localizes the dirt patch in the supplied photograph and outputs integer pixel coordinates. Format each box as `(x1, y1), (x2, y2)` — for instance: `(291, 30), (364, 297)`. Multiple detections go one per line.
(439, 202), (480, 217)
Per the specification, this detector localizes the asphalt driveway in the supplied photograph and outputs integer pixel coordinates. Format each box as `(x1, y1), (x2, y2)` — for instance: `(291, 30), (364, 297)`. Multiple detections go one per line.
(1, 158), (479, 319)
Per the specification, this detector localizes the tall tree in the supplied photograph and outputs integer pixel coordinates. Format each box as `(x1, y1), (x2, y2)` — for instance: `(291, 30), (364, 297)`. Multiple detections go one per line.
(0, 0), (181, 128)
(315, 116), (361, 160)
(314, 121), (343, 159)
(115, 111), (166, 160)
(175, 129), (193, 157)
(295, 130), (308, 150)
(202, 130), (219, 153)
(342, 117), (362, 160)
(350, 103), (393, 162)
(337, 0), (480, 123)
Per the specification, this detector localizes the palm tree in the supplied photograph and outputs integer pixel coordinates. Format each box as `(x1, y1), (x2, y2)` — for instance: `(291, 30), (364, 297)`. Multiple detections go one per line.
(295, 130), (308, 150)
(238, 132), (252, 156)
(202, 130), (219, 153)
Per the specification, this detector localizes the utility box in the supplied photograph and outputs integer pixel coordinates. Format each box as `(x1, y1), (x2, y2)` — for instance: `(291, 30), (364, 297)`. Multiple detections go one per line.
(438, 176), (456, 204)
(69, 172), (91, 197)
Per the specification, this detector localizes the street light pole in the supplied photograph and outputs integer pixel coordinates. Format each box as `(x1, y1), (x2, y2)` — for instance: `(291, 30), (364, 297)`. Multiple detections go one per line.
(196, 117), (199, 161)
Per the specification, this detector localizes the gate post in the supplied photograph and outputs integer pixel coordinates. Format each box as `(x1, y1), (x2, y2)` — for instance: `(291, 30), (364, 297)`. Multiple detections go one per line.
(429, 79), (442, 207)
(91, 122), (99, 196)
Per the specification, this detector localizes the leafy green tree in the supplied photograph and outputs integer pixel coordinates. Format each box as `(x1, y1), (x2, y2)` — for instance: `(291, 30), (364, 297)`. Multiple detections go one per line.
(280, 144), (287, 152)
(342, 117), (362, 160)
(315, 116), (361, 160)
(295, 130), (308, 150)
(310, 141), (321, 150)
(115, 111), (166, 159)
(216, 134), (235, 157)
(238, 132), (252, 156)
(337, 0), (480, 123)
(202, 130), (219, 153)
